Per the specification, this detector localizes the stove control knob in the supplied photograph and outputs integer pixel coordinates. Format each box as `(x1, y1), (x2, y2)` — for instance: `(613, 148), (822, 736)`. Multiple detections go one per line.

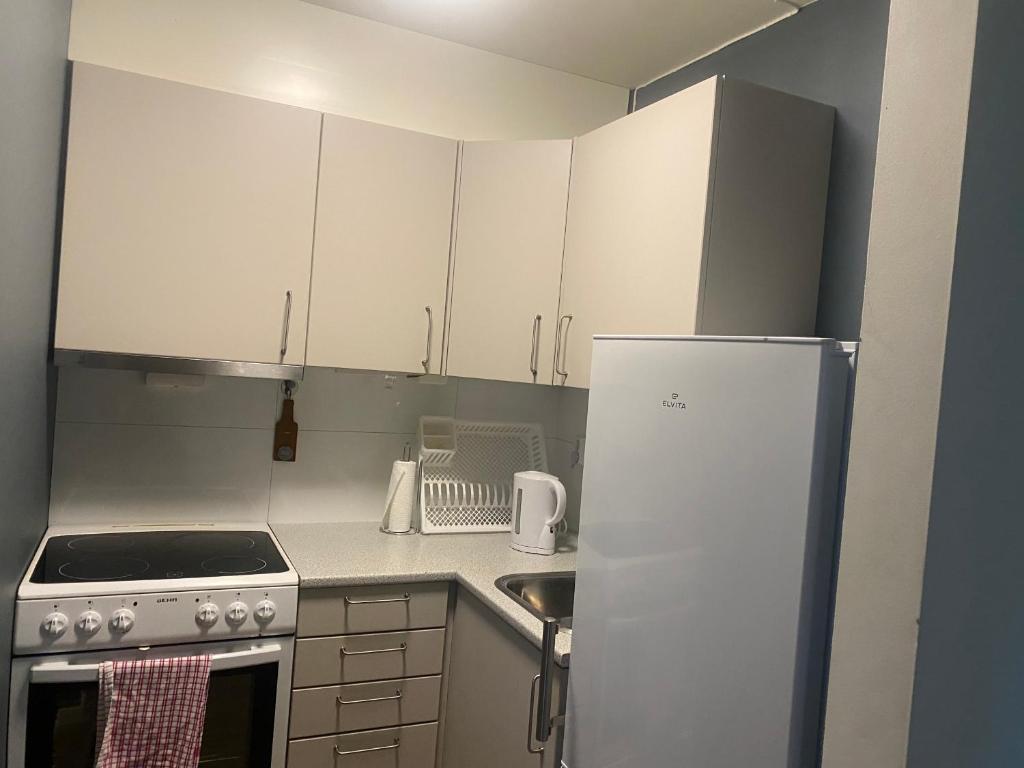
(196, 602), (220, 628)
(41, 612), (69, 639)
(110, 608), (135, 635)
(225, 601), (248, 626)
(253, 599), (276, 624)
(76, 610), (103, 636)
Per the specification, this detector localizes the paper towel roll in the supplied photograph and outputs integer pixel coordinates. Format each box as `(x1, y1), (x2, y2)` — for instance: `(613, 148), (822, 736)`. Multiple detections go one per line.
(382, 460), (417, 533)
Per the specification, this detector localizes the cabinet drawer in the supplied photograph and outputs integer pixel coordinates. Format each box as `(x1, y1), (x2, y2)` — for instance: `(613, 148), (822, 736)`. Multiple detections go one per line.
(288, 722), (437, 768)
(294, 629), (445, 687)
(297, 583), (449, 637)
(290, 675), (442, 738)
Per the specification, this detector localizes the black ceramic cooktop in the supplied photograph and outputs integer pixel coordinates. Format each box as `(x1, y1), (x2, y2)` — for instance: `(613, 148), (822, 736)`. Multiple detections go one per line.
(29, 530), (289, 584)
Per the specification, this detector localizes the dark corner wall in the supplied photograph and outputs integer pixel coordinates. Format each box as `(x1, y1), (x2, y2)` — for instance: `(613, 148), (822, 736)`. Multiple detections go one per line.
(907, 0), (1024, 765)
(634, 0), (892, 341)
(0, 0), (71, 753)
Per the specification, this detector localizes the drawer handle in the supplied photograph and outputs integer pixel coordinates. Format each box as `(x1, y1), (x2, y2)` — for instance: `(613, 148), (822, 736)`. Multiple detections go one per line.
(336, 689), (403, 706)
(343, 593), (411, 605)
(340, 642), (407, 657)
(334, 738), (400, 757)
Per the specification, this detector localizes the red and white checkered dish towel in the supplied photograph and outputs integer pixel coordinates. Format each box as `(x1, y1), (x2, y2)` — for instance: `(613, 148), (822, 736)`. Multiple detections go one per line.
(96, 655), (212, 768)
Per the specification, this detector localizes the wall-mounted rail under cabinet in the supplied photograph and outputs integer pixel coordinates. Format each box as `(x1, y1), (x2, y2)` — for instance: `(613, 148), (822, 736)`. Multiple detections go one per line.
(53, 65), (833, 388)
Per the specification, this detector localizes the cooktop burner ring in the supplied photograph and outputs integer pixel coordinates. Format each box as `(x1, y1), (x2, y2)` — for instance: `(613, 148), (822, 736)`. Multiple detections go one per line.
(67, 535), (137, 554)
(200, 555), (268, 575)
(57, 556), (152, 582)
(173, 532), (257, 554)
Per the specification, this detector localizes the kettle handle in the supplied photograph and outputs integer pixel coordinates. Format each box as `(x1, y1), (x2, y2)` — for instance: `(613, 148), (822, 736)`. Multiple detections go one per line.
(544, 478), (567, 528)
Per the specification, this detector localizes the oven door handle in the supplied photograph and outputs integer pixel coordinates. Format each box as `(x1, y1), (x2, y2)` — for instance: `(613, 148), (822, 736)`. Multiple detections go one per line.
(29, 643), (284, 684)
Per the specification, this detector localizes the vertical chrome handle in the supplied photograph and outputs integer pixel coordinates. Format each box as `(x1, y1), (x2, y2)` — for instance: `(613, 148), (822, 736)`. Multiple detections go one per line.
(279, 291), (293, 362)
(421, 306), (433, 373)
(532, 617), (559, 748)
(527, 674), (545, 754)
(529, 315), (542, 380)
(554, 314), (573, 380)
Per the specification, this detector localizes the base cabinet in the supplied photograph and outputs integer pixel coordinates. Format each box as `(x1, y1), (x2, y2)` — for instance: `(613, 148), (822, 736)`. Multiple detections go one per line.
(442, 590), (565, 768)
(288, 723), (438, 768)
(290, 583), (450, 768)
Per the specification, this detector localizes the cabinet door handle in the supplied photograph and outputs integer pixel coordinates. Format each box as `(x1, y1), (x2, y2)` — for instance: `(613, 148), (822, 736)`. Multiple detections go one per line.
(527, 673), (545, 755)
(343, 593), (411, 605)
(533, 617), (559, 744)
(279, 290), (293, 362)
(554, 314), (573, 380)
(339, 642), (407, 656)
(421, 306), (433, 373)
(334, 739), (399, 757)
(337, 689), (402, 706)
(530, 315), (542, 380)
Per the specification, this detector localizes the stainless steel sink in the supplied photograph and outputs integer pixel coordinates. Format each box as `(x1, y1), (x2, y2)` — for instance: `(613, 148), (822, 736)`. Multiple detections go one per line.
(495, 572), (576, 630)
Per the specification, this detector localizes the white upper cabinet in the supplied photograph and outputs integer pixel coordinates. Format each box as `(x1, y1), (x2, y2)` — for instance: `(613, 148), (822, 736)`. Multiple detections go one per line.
(445, 140), (572, 384)
(556, 76), (835, 388)
(55, 63), (321, 368)
(306, 115), (458, 375)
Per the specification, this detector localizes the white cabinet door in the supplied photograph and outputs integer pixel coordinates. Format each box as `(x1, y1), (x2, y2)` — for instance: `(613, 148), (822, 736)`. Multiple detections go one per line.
(306, 115), (457, 374)
(55, 64), (321, 366)
(557, 77), (720, 388)
(445, 140), (571, 384)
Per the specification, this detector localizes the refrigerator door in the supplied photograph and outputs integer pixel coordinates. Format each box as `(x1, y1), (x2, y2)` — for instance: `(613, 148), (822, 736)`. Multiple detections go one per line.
(564, 337), (849, 768)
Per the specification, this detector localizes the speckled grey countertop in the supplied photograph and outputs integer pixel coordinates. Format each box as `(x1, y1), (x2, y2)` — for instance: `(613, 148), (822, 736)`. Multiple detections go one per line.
(271, 521), (576, 665)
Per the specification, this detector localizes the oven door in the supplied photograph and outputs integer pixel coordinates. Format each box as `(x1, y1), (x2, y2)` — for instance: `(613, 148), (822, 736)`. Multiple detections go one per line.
(8, 637), (293, 768)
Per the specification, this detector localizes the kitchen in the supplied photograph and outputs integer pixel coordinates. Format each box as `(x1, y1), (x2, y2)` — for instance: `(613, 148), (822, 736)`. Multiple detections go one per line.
(3, 1), (1022, 768)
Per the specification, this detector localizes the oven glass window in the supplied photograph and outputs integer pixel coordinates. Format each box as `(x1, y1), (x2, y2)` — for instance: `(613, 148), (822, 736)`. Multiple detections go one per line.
(24, 663), (277, 768)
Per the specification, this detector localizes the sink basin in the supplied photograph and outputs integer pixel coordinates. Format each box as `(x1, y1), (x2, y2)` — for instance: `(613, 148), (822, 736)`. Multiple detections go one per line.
(495, 572), (576, 630)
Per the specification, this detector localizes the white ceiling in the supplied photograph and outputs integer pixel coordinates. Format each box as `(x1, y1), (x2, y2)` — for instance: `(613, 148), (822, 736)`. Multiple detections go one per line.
(300, 0), (815, 87)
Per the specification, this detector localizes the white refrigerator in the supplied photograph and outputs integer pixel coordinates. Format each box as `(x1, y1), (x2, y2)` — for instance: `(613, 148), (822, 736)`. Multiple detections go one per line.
(563, 336), (856, 768)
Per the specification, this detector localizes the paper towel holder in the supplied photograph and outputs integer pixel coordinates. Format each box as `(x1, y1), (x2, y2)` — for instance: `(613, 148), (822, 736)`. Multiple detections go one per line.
(381, 443), (420, 535)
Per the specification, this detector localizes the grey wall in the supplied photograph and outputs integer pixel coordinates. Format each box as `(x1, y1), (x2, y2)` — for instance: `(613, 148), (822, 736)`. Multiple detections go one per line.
(820, 0), (980, 765)
(634, 0), (891, 341)
(906, 0), (1024, 764)
(0, 0), (71, 752)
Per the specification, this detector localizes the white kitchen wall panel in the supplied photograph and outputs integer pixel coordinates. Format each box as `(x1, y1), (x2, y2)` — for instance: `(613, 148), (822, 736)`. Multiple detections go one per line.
(445, 140), (572, 384)
(557, 76), (834, 387)
(50, 368), (575, 526)
(56, 368), (277, 429)
(49, 422), (273, 525)
(305, 115), (457, 375)
(268, 431), (417, 524)
(288, 369), (457, 435)
(67, 0), (627, 140)
(452, 378), (562, 443)
(55, 63), (321, 367)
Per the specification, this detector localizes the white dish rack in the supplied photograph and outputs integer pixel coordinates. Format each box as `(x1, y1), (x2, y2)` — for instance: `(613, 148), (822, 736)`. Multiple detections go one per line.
(418, 417), (548, 534)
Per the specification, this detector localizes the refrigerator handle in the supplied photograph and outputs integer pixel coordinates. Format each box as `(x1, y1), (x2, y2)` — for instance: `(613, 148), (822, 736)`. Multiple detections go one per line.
(529, 616), (563, 754)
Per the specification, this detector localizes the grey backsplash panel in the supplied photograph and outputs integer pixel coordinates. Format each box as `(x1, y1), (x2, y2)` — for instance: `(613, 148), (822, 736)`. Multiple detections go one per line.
(0, 0), (73, 755)
(50, 368), (591, 531)
(635, 0), (892, 341)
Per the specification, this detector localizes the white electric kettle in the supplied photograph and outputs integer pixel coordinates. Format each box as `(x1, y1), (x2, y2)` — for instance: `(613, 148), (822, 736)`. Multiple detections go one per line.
(510, 471), (566, 555)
